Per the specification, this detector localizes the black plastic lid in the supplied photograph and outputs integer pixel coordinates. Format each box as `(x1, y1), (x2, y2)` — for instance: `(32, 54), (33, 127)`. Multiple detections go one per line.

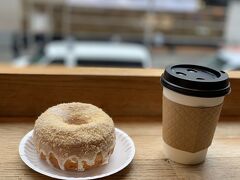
(160, 64), (231, 97)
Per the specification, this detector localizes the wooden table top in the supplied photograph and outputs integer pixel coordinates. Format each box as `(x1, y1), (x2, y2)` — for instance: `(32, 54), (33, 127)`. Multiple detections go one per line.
(1, 116), (239, 180)
(0, 66), (239, 179)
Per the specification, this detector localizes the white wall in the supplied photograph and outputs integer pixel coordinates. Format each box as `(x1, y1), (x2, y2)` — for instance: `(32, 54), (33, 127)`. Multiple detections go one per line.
(0, 0), (22, 60)
(0, 0), (22, 32)
(225, 1), (240, 44)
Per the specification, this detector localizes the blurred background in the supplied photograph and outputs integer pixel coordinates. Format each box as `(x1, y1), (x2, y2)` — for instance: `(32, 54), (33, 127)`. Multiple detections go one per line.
(1, 0), (240, 70)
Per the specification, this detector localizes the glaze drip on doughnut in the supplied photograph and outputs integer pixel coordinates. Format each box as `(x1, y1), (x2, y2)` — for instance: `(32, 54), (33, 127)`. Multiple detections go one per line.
(33, 102), (116, 171)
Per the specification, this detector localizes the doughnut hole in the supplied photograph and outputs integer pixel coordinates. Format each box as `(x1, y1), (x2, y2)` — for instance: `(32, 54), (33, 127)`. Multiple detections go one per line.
(83, 152), (103, 170)
(66, 115), (88, 125)
(64, 158), (78, 171)
(49, 152), (60, 169)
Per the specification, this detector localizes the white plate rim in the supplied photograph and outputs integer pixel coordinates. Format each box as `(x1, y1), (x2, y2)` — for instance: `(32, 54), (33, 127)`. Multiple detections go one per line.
(19, 128), (135, 180)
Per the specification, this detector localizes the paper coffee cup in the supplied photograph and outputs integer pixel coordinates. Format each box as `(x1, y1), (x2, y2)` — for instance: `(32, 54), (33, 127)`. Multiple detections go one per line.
(160, 64), (230, 165)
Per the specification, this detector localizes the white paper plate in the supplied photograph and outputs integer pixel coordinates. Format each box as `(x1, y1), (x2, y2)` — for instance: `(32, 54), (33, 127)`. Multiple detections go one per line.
(19, 128), (135, 180)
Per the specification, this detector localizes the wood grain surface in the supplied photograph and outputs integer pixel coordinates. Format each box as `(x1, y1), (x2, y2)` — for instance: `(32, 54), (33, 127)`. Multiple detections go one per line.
(0, 67), (239, 179)
(0, 66), (239, 117)
(0, 116), (239, 180)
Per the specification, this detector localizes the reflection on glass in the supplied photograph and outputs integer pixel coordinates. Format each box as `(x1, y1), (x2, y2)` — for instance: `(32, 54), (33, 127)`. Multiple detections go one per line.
(0, 0), (239, 70)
